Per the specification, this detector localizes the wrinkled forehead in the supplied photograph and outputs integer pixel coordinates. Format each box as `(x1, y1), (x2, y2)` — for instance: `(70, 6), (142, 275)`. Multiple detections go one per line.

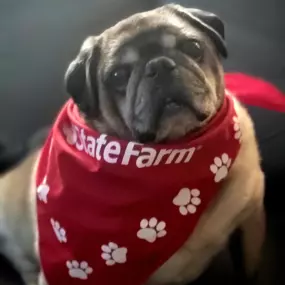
(100, 11), (205, 70)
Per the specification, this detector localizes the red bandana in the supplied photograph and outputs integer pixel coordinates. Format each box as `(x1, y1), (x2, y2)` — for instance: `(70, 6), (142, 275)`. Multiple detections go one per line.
(36, 93), (241, 285)
(225, 72), (285, 112)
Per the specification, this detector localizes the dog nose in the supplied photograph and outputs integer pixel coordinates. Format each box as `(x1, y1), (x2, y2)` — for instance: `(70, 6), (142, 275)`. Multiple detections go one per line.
(145, 56), (176, 78)
(134, 131), (156, 143)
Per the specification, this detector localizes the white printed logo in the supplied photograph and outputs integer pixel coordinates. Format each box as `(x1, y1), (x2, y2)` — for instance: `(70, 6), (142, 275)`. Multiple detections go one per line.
(50, 218), (67, 243)
(173, 188), (201, 215)
(37, 176), (50, 204)
(66, 260), (93, 280)
(101, 242), (127, 266)
(61, 124), (196, 168)
(63, 125), (77, 145)
(210, 154), (231, 183)
(137, 218), (167, 243)
(233, 116), (242, 142)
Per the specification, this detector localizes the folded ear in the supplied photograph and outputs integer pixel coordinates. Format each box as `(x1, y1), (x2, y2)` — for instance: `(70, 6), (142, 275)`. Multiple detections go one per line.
(166, 4), (227, 58)
(64, 36), (101, 117)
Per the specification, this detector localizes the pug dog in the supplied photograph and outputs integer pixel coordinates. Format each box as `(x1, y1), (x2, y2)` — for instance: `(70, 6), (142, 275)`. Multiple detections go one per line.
(0, 3), (265, 285)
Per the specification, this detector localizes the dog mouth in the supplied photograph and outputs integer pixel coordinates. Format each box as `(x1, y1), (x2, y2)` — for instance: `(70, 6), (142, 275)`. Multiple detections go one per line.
(165, 98), (208, 121)
(131, 97), (210, 144)
(164, 98), (185, 112)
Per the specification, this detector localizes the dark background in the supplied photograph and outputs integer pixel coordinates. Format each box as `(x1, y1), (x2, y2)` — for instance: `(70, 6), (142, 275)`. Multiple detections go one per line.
(0, 0), (284, 284)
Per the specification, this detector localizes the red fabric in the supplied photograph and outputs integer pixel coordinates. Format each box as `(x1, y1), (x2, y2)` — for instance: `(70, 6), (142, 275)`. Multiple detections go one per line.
(225, 73), (285, 112)
(36, 95), (241, 285)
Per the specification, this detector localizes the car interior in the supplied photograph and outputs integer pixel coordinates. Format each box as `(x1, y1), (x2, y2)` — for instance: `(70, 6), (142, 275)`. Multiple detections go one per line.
(0, 0), (284, 284)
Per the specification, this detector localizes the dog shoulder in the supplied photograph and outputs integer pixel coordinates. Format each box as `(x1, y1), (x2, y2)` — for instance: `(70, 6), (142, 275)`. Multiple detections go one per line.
(225, 97), (264, 209)
(232, 97), (261, 165)
(0, 149), (40, 235)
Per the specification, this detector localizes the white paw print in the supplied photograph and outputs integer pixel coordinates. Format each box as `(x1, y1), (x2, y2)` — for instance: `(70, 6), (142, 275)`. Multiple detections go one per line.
(101, 242), (127, 266)
(37, 177), (50, 204)
(233, 116), (242, 142)
(66, 260), (93, 280)
(210, 153), (231, 183)
(62, 125), (77, 145)
(173, 188), (201, 215)
(137, 218), (167, 243)
(50, 218), (67, 243)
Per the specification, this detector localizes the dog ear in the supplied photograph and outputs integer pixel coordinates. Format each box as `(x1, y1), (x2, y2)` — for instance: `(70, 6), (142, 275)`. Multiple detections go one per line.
(64, 36), (101, 117)
(166, 4), (227, 58)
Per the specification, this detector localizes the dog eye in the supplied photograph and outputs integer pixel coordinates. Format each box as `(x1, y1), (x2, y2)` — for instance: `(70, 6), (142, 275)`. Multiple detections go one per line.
(109, 67), (131, 93)
(180, 39), (203, 61)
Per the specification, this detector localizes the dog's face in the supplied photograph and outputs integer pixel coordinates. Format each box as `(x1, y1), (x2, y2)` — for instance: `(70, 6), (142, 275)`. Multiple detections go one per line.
(65, 4), (227, 143)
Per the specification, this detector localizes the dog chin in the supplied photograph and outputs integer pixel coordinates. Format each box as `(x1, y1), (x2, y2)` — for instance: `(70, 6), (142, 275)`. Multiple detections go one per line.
(157, 116), (212, 144)
(157, 108), (220, 143)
